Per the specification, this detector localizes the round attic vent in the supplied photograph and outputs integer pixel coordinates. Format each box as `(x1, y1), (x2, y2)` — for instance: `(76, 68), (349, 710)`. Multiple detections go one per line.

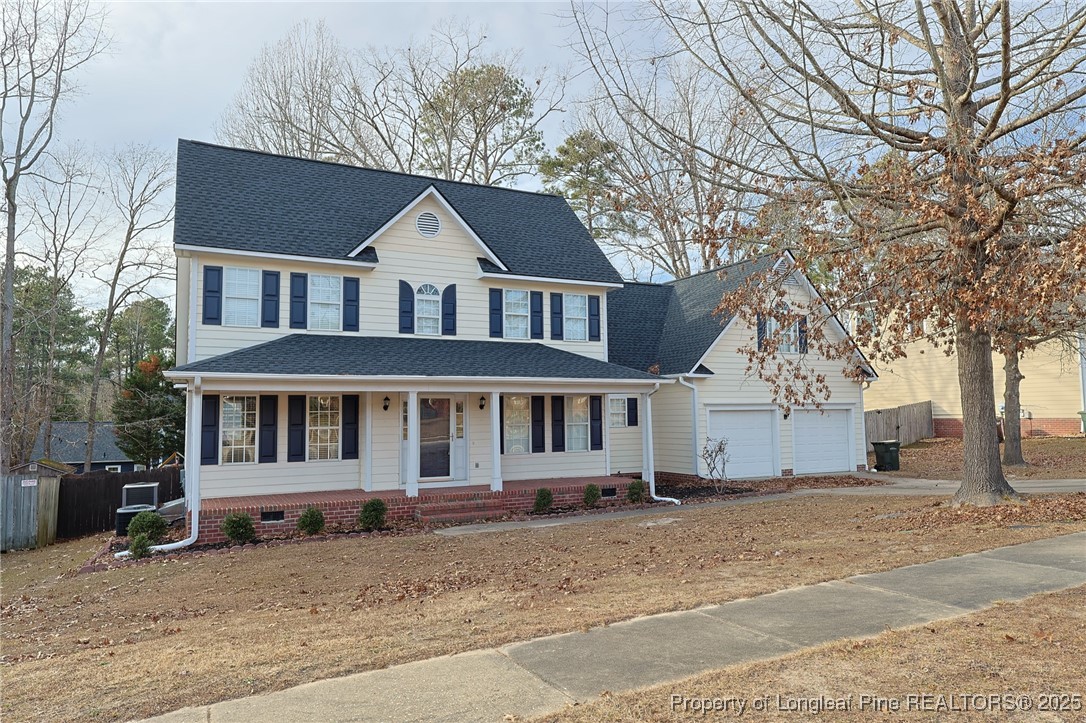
(416, 211), (441, 238)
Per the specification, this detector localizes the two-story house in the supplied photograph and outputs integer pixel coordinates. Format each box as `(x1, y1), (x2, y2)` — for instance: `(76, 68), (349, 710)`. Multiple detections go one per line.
(165, 140), (873, 544)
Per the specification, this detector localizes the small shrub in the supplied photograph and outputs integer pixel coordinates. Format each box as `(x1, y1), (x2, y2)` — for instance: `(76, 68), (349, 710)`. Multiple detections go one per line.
(221, 512), (256, 544)
(297, 506), (325, 535)
(583, 484), (602, 508)
(533, 487), (554, 514)
(358, 499), (387, 531)
(128, 533), (152, 560)
(127, 510), (168, 542)
(626, 480), (648, 504)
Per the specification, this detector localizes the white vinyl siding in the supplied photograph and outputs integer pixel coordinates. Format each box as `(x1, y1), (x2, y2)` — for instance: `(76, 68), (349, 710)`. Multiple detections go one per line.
(566, 395), (590, 452)
(223, 267), (260, 327)
(609, 397), (627, 428)
(307, 395), (341, 461)
(503, 394), (531, 455)
(221, 395), (257, 464)
(416, 283), (441, 335)
(308, 274), (341, 331)
(504, 289), (530, 339)
(563, 293), (588, 341)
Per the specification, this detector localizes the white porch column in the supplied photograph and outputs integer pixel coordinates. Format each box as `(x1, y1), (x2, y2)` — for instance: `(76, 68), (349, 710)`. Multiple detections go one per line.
(363, 392), (373, 491)
(406, 390), (419, 497)
(489, 391), (502, 492)
(641, 391), (655, 485)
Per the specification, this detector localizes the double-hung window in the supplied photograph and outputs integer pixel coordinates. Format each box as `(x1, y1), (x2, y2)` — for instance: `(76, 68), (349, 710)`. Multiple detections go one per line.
(308, 395), (340, 461)
(503, 395), (531, 454)
(609, 397), (627, 428)
(223, 267), (260, 327)
(308, 274), (341, 330)
(503, 289), (530, 339)
(416, 283), (441, 335)
(221, 395), (257, 464)
(768, 305), (800, 354)
(563, 293), (588, 341)
(566, 396), (590, 452)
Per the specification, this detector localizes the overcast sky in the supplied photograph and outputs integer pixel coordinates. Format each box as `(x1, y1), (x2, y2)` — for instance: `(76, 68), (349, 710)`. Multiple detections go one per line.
(61, 1), (586, 160)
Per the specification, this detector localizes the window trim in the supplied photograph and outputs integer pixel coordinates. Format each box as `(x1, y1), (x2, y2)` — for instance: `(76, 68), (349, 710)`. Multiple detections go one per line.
(223, 266), (261, 328)
(306, 394), (342, 462)
(503, 289), (530, 340)
(563, 293), (589, 342)
(608, 397), (627, 428)
(415, 283), (441, 336)
(767, 305), (801, 355)
(307, 273), (343, 331)
(503, 394), (532, 456)
(565, 395), (590, 453)
(105, 464), (122, 473)
(220, 395), (258, 465)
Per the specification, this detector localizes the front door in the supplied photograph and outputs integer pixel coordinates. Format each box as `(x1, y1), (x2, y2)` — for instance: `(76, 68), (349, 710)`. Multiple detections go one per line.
(419, 397), (452, 479)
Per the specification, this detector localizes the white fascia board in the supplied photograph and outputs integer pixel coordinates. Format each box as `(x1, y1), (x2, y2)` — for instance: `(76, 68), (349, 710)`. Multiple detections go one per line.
(346, 185), (508, 270)
(478, 271), (624, 289)
(176, 245), (378, 270)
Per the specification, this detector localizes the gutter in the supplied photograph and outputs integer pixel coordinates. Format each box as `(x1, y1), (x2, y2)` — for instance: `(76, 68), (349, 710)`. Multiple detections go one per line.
(116, 375), (203, 558)
(676, 375), (700, 477)
(645, 382), (681, 506)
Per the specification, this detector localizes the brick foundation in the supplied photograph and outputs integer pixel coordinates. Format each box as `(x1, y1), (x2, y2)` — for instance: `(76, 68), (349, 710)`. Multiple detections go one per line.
(190, 478), (638, 545)
(934, 417), (1083, 439)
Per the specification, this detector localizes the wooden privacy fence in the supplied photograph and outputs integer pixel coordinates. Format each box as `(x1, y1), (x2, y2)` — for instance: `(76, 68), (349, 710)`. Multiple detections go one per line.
(56, 467), (183, 540)
(1, 475), (60, 551)
(864, 400), (934, 451)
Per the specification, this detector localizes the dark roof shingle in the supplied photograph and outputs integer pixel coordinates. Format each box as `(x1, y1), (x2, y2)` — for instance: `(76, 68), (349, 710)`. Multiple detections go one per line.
(31, 422), (131, 465)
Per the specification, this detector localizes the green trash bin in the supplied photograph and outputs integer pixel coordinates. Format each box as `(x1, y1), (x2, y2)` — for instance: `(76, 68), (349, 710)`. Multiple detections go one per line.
(871, 440), (901, 472)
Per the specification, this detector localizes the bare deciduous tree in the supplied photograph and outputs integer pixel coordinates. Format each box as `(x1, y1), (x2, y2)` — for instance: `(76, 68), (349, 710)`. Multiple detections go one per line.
(575, 0), (1086, 505)
(0, 0), (107, 472)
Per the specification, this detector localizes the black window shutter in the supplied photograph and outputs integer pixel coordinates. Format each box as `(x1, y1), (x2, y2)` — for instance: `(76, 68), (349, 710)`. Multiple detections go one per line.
(287, 395), (306, 462)
(551, 396), (565, 452)
(261, 271), (280, 328)
(258, 395), (278, 463)
(530, 291), (544, 339)
(202, 266), (222, 325)
(342, 394), (359, 460)
(442, 284), (457, 336)
(550, 293), (563, 340)
(499, 395), (505, 454)
(798, 315), (809, 353)
(289, 273), (308, 329)
(590, 395), (603, 451)
(200, 395), (219, 465)
(530, 395), (546, 453)
(588, 295), (601, 341)
(489, 288), (503, 338)
(343, 277), (360, 332)
(627, 397), (639, 427)
(756, 313), (767, 351)
(399, 280), (414, 334)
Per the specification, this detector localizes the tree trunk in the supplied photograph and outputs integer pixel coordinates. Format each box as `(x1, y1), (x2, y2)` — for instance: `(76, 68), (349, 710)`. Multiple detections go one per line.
(1, 189), (17, 473)
(1002, 347), (1026, 466)
(952, 323), (1019, 505)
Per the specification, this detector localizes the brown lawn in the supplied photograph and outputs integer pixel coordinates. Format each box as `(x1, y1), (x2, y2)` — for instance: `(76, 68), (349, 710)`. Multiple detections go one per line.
(2, 493), (1085, 723)
(871, 436), (1086, 481)
(536, 585), (1086, 722)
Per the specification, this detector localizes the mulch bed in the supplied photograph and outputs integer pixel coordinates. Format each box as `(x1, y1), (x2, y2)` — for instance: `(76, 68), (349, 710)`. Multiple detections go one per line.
(658, 474), (886, 503)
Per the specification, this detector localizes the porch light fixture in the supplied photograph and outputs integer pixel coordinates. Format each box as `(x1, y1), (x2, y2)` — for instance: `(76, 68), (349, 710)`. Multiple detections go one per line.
(383, 396), (391, 411)
(479, 396), (486, 410)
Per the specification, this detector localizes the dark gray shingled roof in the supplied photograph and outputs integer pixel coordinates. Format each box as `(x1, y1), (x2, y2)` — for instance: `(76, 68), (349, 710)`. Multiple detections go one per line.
(607, 256), (778, 375)
(31, 421), (131, 465)
(174, 140), (623, 284)
(171, 335), (660, 381)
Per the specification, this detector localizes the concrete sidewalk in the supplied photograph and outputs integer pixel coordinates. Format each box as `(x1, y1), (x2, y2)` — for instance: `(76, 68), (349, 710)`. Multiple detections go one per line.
(141, 531), (1086, 723)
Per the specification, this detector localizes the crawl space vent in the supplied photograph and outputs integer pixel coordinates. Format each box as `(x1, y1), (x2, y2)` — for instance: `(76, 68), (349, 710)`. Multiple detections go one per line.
(416, 212), (441, 238)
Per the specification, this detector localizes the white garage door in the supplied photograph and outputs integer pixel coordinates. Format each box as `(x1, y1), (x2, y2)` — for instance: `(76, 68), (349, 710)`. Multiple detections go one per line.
(707, 410), (776, 478)
(793, 409), (852, 474)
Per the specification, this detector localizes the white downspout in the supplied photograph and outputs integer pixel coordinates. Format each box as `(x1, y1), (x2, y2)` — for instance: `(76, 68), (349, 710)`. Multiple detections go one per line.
(644, 383), (680, 505)
(1079, 333), (1086, 434)
(115, 375), (203, 558)
(676, 375), (700, 477)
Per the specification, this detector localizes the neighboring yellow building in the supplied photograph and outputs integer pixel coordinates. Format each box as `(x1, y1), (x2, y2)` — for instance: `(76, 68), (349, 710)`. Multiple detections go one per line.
(864, 335), (1086, 437)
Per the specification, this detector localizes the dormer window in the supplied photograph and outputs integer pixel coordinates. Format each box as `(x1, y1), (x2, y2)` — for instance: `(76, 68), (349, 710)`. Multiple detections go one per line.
(415, 283), (441, 335)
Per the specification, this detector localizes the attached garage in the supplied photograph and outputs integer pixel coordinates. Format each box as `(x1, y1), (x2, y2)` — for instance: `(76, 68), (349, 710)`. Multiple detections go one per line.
(707, 409), (777, 478)
(792, 408), (853, 474)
